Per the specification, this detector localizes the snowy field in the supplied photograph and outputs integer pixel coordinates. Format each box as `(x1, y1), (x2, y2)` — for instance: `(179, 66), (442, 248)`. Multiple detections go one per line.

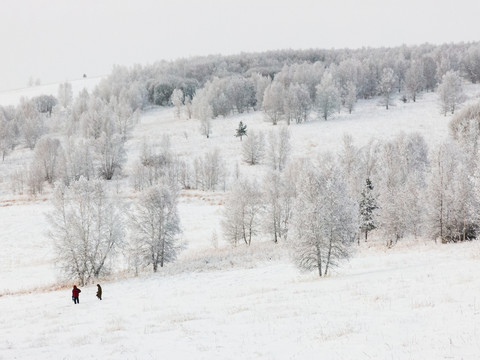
(0, 77), (101, 106)
(1, 240), (480, 359)
(1, 84), (480, 359)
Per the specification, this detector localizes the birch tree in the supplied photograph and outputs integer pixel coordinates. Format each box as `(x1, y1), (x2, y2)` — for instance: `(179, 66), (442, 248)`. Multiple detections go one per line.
(242, 130), (265, 165)
(267, 126), (291, 171)
(291, 157), (358, 276)
(262, 170), (295, 243)
(222, 179), (263, 246)
(171, 88), (184, 119)
(129, 184), (182, 272)
(262, 81), (284, 125)
(405, 61), (425, 102)
(57, 81), (73, 109)
(48, 178), (125, 285)
(0, 111), (14, 161)
(438, 70), (465, 116)
(315, 71), (340, 120)
(379, 67), (397, 110)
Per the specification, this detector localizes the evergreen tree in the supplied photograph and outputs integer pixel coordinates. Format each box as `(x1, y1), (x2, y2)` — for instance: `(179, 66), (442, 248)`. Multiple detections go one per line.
(359, 178), (377, 241)
(235, 121), (247, 141)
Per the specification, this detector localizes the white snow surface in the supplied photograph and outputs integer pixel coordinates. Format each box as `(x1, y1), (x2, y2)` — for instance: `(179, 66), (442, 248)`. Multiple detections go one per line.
(0, 77), (101, 106)
(1, 241), (480, 359)
(2, 85), (480, 359)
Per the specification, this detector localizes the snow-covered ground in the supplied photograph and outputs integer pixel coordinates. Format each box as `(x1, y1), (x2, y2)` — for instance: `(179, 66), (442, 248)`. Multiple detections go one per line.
(1, 240), (480, 359)
(0, 76), (101, 106)
(2, 84), (480, 359)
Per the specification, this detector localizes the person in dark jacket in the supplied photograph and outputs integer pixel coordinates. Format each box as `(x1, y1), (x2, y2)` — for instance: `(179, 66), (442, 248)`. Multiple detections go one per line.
(72, 285), (81, 304)
(96, 284), (102, 300)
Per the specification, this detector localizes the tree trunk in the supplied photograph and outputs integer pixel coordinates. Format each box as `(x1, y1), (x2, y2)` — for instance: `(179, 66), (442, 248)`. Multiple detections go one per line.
(161, 238), (165, 268)
(316, 242), (322, 277)
(325, 232), (333, 276)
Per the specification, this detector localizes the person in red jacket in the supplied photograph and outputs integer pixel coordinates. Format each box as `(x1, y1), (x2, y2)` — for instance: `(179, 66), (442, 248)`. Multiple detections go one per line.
(72, 285), (81, 304)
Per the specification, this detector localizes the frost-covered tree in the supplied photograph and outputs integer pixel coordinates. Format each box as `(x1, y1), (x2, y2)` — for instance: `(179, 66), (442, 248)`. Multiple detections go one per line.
(32, 135), (66, 185)
(359, 58), (380, 99)
(171, 88), (184, 119)
(403, 172), (425, 239)
(64, 137), (95, 183)
(225, 75), (256, 114)
(462, 44), (480, 84)
(111, 97), (139, 141)
(57, 81), (73, 109)
(79, 96), (109, 140)
(262, 170), (295, 243)
(0, 111), (14, 161)
(200, 115), (212, 139)
(267, 126), (291, 171)
(193, 148), (226, 191)
(359, 178), (377, 241)
(284, 83), (311, 124)
(426, 142), (477, 242)
(33, 95), (57, 116)
(425, 142), (458, 242)
(129, 137), (179, 191)
(336, 59), (360, 104)
(373, 133), (429, 245)
(438, 70), (465, 116)
(422, 56), (437, 92)
(129, 183), (182, 272)
(262, 81), (284, 125)
(27, 159), (44, 195)
(338, 133), (362, 197)
(16, 98), (44, 149)
(378, 67), (397, 110)
(291, 156), (358, 277)
(394, 57), (408, 94)
(344, 81), (357, 114)
(222, 178), (263, 246)
(405, 61), (425, 102)
(358, 139), (381, 182)
(315, 71), (340, 120)
(242, 130), (265, 165)
(48, 178), (125, 285)
(375, 141), (406, 246)
(192, 90), (213, 138)
(184, 96), (193, 119)
(95, 133), (126, 180)
(449, 100), (480, 167)
(251, 73), (271, 111)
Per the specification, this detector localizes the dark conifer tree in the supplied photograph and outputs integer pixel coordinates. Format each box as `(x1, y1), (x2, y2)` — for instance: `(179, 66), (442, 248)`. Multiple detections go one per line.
(359, 178), (378, 241)
(235, 121), (247, 141)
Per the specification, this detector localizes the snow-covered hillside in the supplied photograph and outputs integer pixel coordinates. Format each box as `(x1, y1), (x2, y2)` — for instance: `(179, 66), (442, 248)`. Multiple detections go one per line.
(1, 240), (480, 359)
(0, 76), (101, 106)
(2, 83), (480, 359)
(4, 85), (479, 293)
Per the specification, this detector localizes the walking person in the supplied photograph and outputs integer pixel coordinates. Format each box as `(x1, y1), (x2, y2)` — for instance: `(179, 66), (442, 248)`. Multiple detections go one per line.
(96, 284), (102, 300)
(72, 285), (81, 304)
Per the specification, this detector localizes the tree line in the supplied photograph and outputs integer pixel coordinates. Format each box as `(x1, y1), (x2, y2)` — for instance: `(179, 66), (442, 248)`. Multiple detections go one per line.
(2, 42), (480, 283)
(47, 97), (480, 283)
(90, 42), (480, 123)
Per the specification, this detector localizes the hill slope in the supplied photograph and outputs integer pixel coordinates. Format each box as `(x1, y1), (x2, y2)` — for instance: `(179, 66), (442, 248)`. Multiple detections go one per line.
(1, 240), (480, 359)
(1, 84), (480, 359)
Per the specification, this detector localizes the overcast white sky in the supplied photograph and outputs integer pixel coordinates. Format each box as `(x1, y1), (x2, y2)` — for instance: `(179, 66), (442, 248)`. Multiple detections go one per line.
(0, 0), (479, 91)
